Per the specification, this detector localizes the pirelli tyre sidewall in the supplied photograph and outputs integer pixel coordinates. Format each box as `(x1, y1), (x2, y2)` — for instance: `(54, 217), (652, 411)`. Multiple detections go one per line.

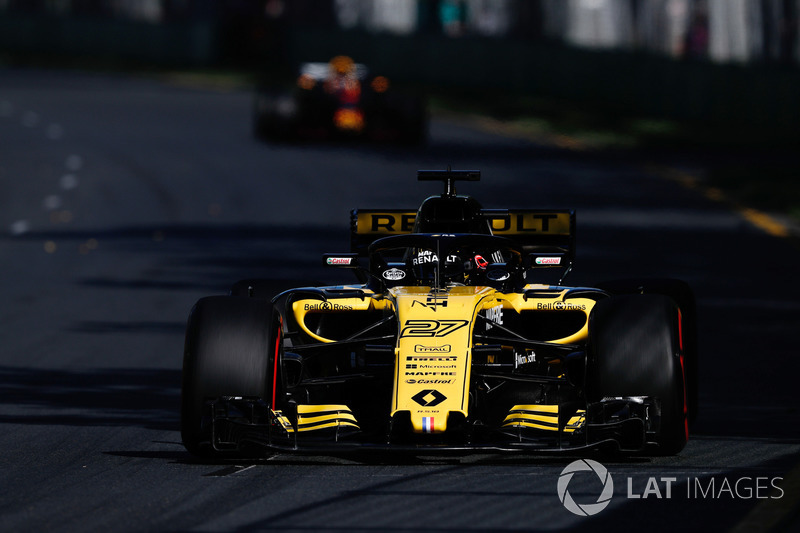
(181, 296), (273, 457)
(588, 294), (688, 455)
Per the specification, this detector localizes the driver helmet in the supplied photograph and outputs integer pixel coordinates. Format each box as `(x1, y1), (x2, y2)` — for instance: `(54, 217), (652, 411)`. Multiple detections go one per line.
(329, 55), (356, 76)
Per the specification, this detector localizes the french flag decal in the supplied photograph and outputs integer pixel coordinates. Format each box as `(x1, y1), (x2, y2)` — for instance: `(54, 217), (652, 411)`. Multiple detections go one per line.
(422, 417), (434, 433)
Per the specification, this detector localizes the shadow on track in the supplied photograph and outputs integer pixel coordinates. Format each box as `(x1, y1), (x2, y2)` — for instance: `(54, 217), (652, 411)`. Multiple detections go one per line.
(0, 365), (180, 431)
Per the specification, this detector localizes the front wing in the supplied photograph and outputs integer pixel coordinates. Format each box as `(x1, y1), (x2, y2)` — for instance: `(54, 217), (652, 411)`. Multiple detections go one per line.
(203, 396), (659, 455)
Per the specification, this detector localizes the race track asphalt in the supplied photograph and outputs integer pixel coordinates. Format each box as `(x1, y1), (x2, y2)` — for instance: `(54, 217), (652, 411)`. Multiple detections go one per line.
(1, 68), (799, 532)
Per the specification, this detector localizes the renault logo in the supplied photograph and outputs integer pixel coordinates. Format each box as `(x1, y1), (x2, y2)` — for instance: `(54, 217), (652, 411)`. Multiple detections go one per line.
(411, 389), (447, 407)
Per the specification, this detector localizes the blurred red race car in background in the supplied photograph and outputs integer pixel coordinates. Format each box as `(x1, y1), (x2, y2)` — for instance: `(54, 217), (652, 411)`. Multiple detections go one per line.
(254, 56), (427, 145)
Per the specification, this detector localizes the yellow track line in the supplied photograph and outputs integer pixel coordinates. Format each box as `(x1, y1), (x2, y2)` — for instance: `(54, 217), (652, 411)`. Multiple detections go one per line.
(659, 168), (791, 238)
(440, 112), (795, 239)
(728, 459), (800, 533)
(739, 208), (790, 238)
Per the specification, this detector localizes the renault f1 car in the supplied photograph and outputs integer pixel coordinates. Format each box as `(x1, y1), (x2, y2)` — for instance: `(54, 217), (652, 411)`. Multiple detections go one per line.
(181, 170), (698, 458)
(253, 56), (426, 144)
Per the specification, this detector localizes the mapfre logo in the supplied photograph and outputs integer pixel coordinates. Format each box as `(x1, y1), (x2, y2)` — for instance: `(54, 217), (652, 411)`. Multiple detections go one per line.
(557, 459), (614, 516)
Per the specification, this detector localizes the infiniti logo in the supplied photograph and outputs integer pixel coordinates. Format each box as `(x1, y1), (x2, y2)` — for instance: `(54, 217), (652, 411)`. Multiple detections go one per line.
(557, 459), (614, 516)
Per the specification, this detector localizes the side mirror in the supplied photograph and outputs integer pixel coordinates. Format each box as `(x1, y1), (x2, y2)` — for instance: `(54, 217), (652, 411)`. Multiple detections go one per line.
(322, 253), (360, 268)
(528, 252), (567, 268)
(526, 252), (573, 286)
(323, 253), (368, 283)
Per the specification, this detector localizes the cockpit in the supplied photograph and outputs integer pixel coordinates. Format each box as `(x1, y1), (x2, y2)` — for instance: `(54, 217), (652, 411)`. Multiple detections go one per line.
(368, 233), (523, 290)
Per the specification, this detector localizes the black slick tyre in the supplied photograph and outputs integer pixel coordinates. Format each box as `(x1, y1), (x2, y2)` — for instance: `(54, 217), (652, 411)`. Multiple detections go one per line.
(181, 296), (274, 458)
(595, 278), (698, 425)
(589, 294), (688, 455)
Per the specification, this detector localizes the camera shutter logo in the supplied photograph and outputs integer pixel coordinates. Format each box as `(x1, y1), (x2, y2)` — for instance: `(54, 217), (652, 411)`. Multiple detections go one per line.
(557, 459), (614, 516)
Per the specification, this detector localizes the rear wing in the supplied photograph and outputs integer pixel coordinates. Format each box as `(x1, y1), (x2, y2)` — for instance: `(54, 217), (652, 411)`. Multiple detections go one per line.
(299, 62), (369, 81)
(350, 208), (576, 260)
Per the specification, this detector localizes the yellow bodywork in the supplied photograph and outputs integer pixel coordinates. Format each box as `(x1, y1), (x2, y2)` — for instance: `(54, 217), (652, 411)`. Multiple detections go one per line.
(502, 405), (586, 433)
(391, 286), (493, 433)
(291, 285), (596, 435)
(272, 404), (359, 433)
(351, 211), (572, 237)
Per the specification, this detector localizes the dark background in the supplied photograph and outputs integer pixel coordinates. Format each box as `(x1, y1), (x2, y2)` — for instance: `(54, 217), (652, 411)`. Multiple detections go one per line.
(2, 0), (800, 135)
(1, 2), (799, 532)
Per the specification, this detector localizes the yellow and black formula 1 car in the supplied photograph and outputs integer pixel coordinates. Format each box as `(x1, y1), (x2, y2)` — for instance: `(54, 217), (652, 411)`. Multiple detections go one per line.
(181, 170), (698, 458)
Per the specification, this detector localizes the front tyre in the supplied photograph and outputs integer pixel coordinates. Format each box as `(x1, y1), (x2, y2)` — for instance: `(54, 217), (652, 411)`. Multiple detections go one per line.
(595, 278), (698, 425)
(588, 294), (688, 455)
(181, 296), (274, 458)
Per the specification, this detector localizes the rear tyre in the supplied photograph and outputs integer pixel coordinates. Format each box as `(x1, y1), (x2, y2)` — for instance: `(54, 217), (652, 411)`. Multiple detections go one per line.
(588, 294), (688, 455)
(181, 296), (274, 458)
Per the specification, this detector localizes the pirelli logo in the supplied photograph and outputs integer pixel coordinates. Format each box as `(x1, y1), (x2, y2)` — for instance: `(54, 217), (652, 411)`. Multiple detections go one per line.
(353, 210), (572, 236)
(408, 355), (458, 361)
